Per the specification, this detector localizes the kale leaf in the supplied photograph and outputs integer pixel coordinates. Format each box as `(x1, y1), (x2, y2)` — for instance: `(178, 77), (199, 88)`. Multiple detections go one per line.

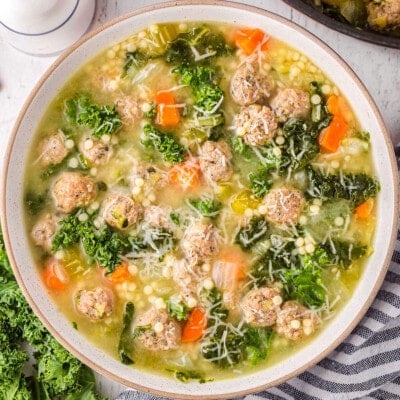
(187, 197), (222, 218)
(52, 211), (131, 274)
(167, 297), (190, 321)
(173, 65), (224, 113)
(284, 264), (326, 308)
(25, 190), (48, 216)
(165, 368), (210, 383)
(0, 227), (106, 399)
(235, 217), (269, 250)
(306, 167), (380, 207)
(322, 239), (367, 268)
(122, 51), (149, 77)
(118, 302), (135, 365)
(248, 167), (273, 198)
(165, 26), (233, 67)
(65, 94), (122, 138)
(142, 124), (186, 164)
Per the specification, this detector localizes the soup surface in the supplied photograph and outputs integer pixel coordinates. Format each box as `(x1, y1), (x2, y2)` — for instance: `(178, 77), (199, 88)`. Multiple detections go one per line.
(25, 21), (380, 382)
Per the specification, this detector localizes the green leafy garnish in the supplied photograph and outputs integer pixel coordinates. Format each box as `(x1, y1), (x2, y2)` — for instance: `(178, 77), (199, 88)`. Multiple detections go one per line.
(65, 94), (122, 138)
(166, 368), (210, 383)
(248, 167), (273, 198)
(235, 217), (269, 250)
(307, 167), (380, 207)
(166, 297), (190, 321)
(142, 124), (186, 164)
(122, 51), (149, 77)
(284, 263), (326, 308)
(0, 227), (106, 399)
(52, 211), (130, 274)
(310, 81), (332, 132)
(187, 197), (222, 218)
(25, 191), (48, 216)
(165, 26), (233, 67)
(322, 239), (367, 268)
(173, 65), (224, 113)
(169, 212), (181, 226)
(118, 302), (135, 365)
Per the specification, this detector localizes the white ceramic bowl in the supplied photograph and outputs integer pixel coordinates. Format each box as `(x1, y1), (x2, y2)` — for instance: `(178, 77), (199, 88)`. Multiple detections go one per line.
(1, 1), (399, 399)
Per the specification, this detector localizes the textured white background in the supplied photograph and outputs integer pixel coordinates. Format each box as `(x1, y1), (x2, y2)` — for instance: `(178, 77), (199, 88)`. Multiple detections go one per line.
(0, 0), (399, 397)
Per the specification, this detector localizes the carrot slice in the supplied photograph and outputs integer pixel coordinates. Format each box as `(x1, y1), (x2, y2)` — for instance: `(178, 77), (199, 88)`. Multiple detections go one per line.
(168, 159), (201, 190)
(327, 95), (354, 124)
(155, 91), (180, 128)
(42, 257), (69, 291)
(355, 199), (374, 219)
(318, 115), (349, 153)
(106, 263), (130, 284)
(182, 308), (207, 343)
(234, 28), (268, 55)
(212, 247), (247, 290)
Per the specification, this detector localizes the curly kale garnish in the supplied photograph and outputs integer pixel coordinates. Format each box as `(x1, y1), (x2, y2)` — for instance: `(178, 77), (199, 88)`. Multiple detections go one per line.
(142, 124), (186, 164)
(65, 94), (122, 138)
(235, 217), (269, 250)
(52, 211), (130, 274)
(306, 167), (380, 207)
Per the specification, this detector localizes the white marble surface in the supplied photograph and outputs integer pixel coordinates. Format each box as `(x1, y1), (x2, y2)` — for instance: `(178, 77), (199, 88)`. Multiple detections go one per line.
(0, 0), (399, 398)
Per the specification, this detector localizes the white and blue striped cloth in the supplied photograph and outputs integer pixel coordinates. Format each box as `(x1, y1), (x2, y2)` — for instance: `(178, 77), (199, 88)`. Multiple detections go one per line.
(117, 224), (400, 400)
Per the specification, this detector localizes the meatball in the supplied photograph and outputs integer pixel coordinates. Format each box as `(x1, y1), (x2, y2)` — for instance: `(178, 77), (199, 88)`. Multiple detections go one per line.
(172, 259), (207, 305)
(367, 0), (400, 31)
(129, 163), (168, 192)
(134, 308), (181, 351)
(181, 221), (219, 265)
(270, 88), (311, 121)
(78, 136), (113, 166)
(76, 287), (114, 321)
(31, 213), (58, 252)
(234, 104), (278, 146)
(199, 141), (233, 183)
(262, 188), (304, 224)
(240, 287), (282, 327)
(276, 301), (320, 341)
(115, 96), (143, 126)
(230, 62), (274, 106)
(38, 130), (69, 167)
(144, 205), (170, 229)
(101, 192), (142, 229)
(52, 172), (97, 213)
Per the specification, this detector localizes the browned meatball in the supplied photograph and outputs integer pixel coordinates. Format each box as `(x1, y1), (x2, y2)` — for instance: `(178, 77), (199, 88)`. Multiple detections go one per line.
(101, 192), (142, 229)
(144, 205), (170, 228)
(31, 213), (58, 252)
(230, 62), (274, 106)
(78, 136), (113, 165)
(262, 188), (304, 224)
(276, 301), (320, 341)
(76, 287), (114, 321)
(367, 0), (400, 30)
(181, 221), (219, 265)
(240, 287), (283, 327)
(52, 172), (97, 213)
(234, 104), (278, 146)
(199, 141), (233, 183)
(172, 259), (207, 305)
(115, 96), (143, 126)
(134, 308), (181, 351)
(270, 88), (311, 121)
(38, 131), (69, 167)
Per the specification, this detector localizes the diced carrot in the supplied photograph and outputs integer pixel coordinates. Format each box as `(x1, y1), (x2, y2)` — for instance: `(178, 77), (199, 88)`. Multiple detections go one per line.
(212, 247), (247, 290)
(155, 91), (180, 128)
(355, 199), (374, 219)
(327, 95), (354, 124)
(318, 115), (349, 152)
(168, 159), (201, 190)
(234, 28), (268, 55)
(42, 257), (69, 291)
(106, 262), (130, 284)
(182, 307), (207, 343)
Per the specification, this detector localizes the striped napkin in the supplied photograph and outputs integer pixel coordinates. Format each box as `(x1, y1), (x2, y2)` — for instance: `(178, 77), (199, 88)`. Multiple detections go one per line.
(117, 223), (400, 400)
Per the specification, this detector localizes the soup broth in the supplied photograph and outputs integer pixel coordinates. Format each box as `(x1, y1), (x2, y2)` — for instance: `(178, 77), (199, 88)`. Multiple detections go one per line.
(24, 21), (379, 382)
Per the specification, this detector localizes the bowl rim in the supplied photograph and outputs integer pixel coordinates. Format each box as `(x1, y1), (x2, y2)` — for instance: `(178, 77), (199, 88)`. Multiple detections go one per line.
(283, 0), (400, 49)
(1, 1), (399, 398)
